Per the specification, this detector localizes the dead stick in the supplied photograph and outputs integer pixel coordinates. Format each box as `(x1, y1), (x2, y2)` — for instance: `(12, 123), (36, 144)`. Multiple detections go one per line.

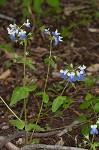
(0, 130), (60, 148)
(0, 13), (16, 22)
(5, 142), (19, 150)
(20, 143), (88, 150)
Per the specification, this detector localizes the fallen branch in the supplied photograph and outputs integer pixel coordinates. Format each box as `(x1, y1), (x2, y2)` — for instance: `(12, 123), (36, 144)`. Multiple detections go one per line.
(0, 13), (16, 22)
(5, 142), (19, 150)
(0, 120), (81, 148)
(0, 130), (60, 148)
(57, 120), (79, 137)
(20, 143), (88, 150)
(0, 136), (19, 150)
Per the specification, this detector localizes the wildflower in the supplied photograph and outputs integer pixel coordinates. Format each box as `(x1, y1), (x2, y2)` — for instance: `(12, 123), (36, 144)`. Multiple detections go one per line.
(67, 72), (76, 82)
(90, 125), (98, 135)
(23, 19), (30, 28)
(7, 23), (18, 40)
(60, 69), (68, 80)
(10, 33), (16, 40)
(76, 71), (84, 81)
(52, 29), (63, 45)
(78, 65), (86, 72)
(19, 30), (26, 39)
(60, 65), (86, 82)
(44, 28), (50, 35)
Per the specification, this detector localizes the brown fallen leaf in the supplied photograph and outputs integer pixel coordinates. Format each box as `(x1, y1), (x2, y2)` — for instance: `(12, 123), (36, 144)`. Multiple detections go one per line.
(87, 64), (99, 72)
(64, 5), (85, 16)
(0, 69), (11, 79)
(3, 49), (21, 59)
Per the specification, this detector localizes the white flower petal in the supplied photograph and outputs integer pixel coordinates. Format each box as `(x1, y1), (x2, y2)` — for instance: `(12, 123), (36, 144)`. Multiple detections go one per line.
(91, 124), (97, 129)
(60, 69), (64, 73)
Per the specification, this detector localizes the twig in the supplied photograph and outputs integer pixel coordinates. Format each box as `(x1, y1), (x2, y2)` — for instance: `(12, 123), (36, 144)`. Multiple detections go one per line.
(0, 13), (16, 22)
(5, 142), (19, 150)
(0, 120), (81, 148)
(20, 143), (88, 150)
(0, 136), (19, 150)
(0, 130), (60, 148)
(57, 120), (80, 137)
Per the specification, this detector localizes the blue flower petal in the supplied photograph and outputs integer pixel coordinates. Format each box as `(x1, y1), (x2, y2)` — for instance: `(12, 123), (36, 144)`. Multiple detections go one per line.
(90, 128), (98, 135)
(95, 129), (98, 134)
(76, 75), (84, 81)
(10, 34), (16, 40)
(61, 73), (66, 80)
(55, 37), (59, 45)
(90, 129), (94, 134)
(52, 32), (56, 36)
(19, 33), (26, 39)
(68, 77), (74, 82)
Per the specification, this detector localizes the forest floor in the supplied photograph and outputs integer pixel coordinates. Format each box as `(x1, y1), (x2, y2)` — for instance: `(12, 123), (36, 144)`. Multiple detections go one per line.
(0, 0), (99, 149)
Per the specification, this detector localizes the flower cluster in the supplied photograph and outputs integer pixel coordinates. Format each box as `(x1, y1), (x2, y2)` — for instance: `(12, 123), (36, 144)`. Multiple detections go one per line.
(60, 65), (86, 82)
(7, 19), (30, 40)
(44, 28), (63, 45)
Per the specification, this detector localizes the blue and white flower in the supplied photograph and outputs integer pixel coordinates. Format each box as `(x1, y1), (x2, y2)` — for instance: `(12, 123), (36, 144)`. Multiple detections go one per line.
(78, 65), (86, 73)
(60, 69), (68, 80)
(9, 33), (16, 40)
(7, 23), (18, 40)
(76, 71), (84, 81)
(67, 72), (76, 82)
(60, 65), (86, 82)
(23, 19), (30, 28)
(44, 28), (50, 35)
(90, 124), (98, 135)
(52, 29), (63, 45)
(78, 65), (86, 70)
(19, 30), (26, 39)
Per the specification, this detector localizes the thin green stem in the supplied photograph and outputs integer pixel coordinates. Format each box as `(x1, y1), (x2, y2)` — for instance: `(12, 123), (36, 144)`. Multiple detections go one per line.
(92, 134), (95, 144)
(30, 40), (52, 143)
(0, 96), (23, 123)
(61, 82), (68, 96)
(23, 39), (28, 143)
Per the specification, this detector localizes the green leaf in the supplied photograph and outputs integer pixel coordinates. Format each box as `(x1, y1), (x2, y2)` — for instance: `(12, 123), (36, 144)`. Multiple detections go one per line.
(10, 87), (29, 106)
(26, 124), (44, 132)
(52, 96), (66, 112)
(25, 59), (36, 70)
(0, 44), (12, 52)
(10, 119), (25, 130)
(35, 92), (43, 96)
(79, 100), (91, 109)
(0, 0), (6, 6)
(55, 110), (63, 117)
(32, 139), (40, 144)
(33, 0), (44, 14)
(63, 98), (73, 109)
(44, 58), (56, 68)
(85, 93), (93, 101)
(77, 116), (87, 123)
(54, 6), (62, 13)
(81, 124), (90, 136)
(42, 92), (49, 103)
(20, 0), (31, 7)
(26, 85), (37, 92)
(85, 76), (95, 87)
(46, 0), (59, 7)
(93, 102), (99, 112)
